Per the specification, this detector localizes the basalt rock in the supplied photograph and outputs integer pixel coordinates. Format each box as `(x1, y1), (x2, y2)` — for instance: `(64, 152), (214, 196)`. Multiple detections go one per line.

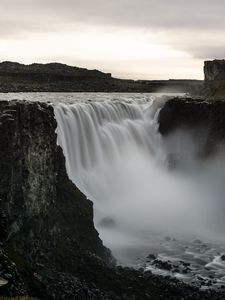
(158, 97), (225, 155)
(0, 100), (113, 298)
(204, 60), (225, 81)
(203, 60), (225, 99)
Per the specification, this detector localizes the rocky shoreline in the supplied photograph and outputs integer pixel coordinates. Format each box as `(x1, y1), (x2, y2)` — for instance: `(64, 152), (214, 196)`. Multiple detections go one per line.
(0, 99), (225, 299)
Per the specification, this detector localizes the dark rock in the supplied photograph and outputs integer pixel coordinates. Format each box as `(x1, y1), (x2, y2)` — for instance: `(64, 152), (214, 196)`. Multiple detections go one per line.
(146, 254), (157, 261)
(158, 98), (225, 158)
(220, 255), (225, 261)
(202, 60), (225, 99)
(0, 100), (113, 298)
(152, 259), (173, 271)
(0, 246), (27, 297)
(204, 60), (225, 81)
(0, 61), (203, 93)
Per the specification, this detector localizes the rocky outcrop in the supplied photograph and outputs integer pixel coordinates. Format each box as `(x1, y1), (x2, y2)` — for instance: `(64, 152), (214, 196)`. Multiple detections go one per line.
(204, 60), (225, 81)
(203, 60), (225, 99)
(158, 97), (225, 155)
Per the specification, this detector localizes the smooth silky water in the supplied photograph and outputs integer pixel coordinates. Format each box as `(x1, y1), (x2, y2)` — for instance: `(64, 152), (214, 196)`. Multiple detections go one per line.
(1, 92), (225, 289)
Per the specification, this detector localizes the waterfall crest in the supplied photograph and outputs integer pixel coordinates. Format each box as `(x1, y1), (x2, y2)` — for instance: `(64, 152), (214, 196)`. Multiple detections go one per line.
(54, 99), (165, 198)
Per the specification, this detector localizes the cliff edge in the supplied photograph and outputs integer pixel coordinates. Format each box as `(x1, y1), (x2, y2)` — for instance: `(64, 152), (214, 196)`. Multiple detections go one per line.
(0, 100), (114, 298)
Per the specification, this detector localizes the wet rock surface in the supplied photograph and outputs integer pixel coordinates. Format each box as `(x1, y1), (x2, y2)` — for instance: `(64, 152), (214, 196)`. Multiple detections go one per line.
(158, 97), (225, 157)
(0, 246), (27, 297)
(0, 99), (224, 299)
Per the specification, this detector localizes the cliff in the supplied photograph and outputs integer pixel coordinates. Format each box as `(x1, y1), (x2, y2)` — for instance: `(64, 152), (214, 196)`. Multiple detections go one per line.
(203, 60), (225, 99)
(0, 100), (114, 298)
(204, 60), (225, 81)
(0, 61), (202, 93)
(158, 97), (225, 160)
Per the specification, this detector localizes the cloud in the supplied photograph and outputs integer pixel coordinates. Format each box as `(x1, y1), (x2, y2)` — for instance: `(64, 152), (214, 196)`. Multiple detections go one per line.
(1, 0), (225, 32)
(0, 0), (224, 77)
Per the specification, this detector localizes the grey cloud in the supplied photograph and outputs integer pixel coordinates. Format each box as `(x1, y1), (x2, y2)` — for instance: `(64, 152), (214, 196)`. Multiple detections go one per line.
(0, 0), (225, 60)
(1, 0), (225, 32)
(194, 48), (225, 60)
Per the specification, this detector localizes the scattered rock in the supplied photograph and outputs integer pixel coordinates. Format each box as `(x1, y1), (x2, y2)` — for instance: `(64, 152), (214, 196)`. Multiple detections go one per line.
(0, 277), (8, 287)
(146, 254), (157, 261)
(152, 259), (173, 271)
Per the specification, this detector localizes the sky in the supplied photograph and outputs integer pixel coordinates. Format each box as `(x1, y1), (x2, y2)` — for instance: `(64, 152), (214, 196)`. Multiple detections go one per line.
(0, 0), (224, 79)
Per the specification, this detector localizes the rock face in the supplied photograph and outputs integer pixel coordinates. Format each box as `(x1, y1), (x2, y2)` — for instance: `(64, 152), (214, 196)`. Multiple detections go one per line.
(0, 100), (113, 298)
(203, 60), (225, 99)
(204, 60), (225, 81)
(158, 97), (225, 155)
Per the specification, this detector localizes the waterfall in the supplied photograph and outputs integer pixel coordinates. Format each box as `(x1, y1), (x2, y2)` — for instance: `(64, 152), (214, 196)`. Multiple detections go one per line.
(54, 97), (225, 265)
(54, 99), (165, 194)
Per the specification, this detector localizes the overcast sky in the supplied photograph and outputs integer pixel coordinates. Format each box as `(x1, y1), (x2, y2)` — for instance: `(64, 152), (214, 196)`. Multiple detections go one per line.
(0, 0), (224, 79)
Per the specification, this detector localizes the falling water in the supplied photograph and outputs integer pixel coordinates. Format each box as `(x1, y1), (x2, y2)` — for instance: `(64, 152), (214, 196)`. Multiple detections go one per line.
(54, 95), (225, 288)
(54, 99), (165, 193)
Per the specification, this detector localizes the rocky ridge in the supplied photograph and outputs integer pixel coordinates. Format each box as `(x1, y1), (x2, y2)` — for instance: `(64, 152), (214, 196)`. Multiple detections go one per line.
(0, 61), (202, 93)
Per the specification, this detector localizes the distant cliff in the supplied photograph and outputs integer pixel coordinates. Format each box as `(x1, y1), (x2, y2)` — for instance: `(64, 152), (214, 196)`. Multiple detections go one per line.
(203, 60), (225, 99)
(0, 61), (202, 93)
(204, 60), (225, 81)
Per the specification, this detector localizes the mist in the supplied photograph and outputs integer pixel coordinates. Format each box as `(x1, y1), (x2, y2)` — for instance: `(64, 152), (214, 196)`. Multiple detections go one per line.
(54, 98), (225, 265)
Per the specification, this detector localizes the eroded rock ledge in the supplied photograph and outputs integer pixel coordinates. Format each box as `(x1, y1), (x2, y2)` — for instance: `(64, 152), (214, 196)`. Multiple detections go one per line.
(159, 98), (225, 147)
(0, 100), (224, 300)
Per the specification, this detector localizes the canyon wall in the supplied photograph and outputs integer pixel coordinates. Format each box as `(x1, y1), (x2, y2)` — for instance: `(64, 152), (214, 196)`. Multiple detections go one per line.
(0, 100), (114, 298)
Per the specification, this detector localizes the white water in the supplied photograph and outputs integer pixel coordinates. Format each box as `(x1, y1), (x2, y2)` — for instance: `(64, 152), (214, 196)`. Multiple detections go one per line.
(54, 98), (172, 242)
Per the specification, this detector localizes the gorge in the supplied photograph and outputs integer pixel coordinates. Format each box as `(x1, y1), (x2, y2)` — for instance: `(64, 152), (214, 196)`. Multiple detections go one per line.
(0, 60), (225, 300)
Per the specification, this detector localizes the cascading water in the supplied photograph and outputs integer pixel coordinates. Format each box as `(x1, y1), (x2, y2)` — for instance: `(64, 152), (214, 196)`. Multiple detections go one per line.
(54, 99), (165, 186)
(54, 95), (225, 288)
